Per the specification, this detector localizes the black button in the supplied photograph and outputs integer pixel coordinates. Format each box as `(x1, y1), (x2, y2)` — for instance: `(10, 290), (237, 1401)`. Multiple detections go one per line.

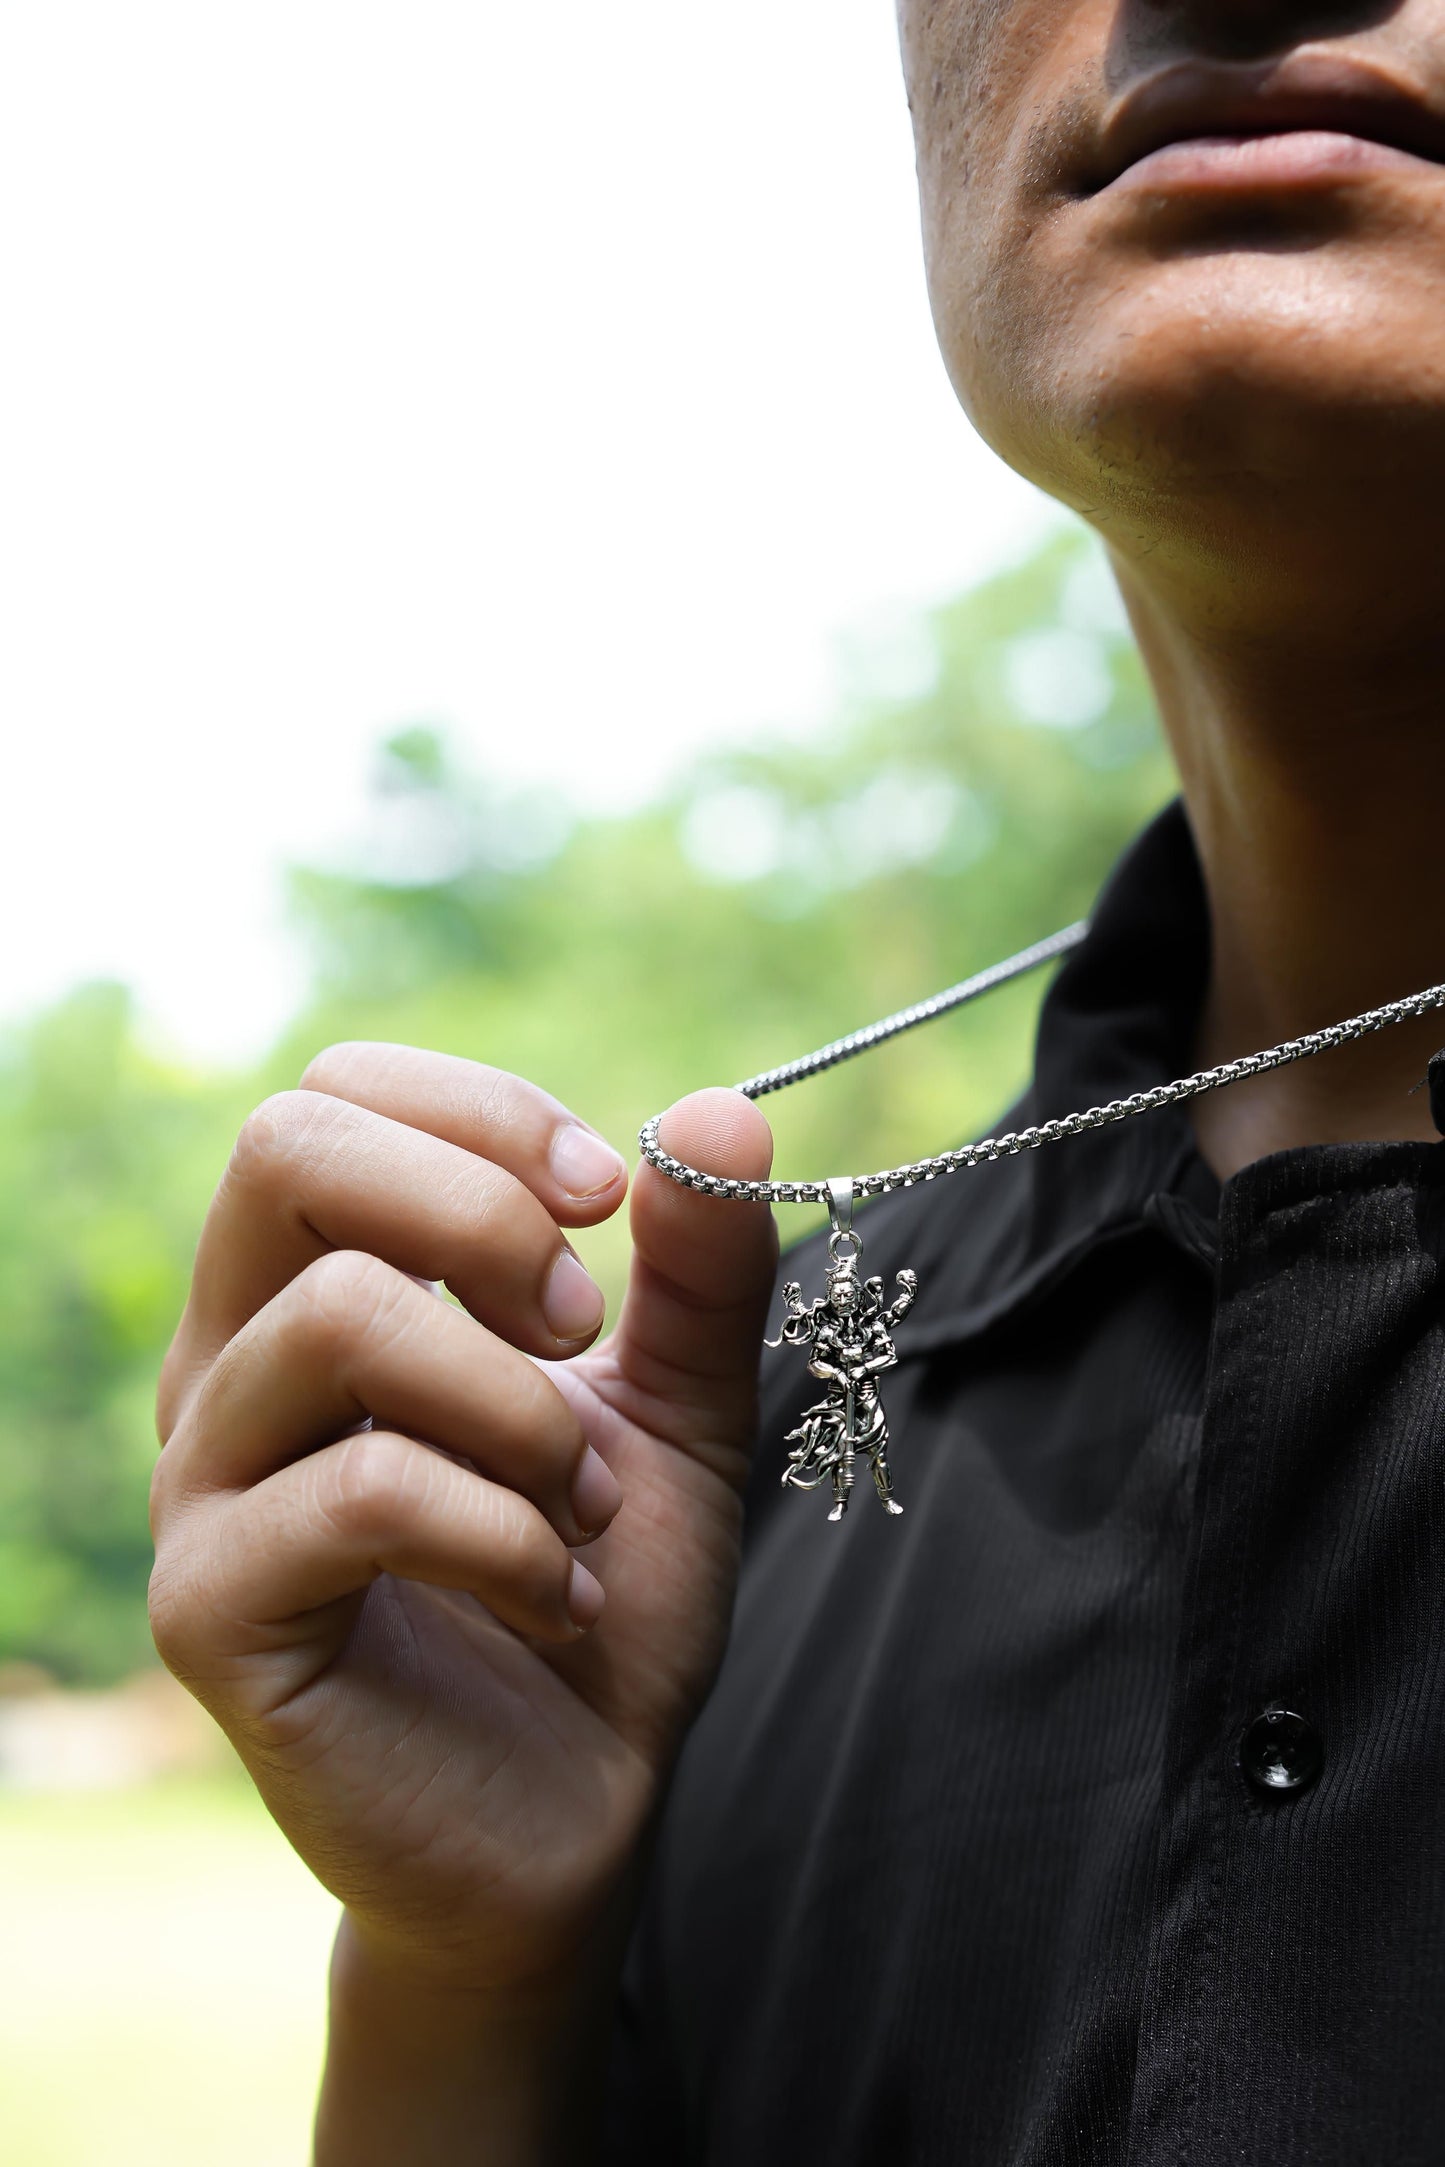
(1239, 1707), (1323, 1797)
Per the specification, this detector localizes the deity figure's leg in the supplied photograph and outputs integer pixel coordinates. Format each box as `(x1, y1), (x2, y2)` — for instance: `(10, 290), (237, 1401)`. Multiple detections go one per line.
(868, 1428), (904, 1516)
(827, 1419), (857, 1523)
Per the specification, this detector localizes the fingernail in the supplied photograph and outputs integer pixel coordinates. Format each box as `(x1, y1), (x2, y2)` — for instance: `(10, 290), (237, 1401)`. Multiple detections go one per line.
(543, 1249), (606, 1343)
(571, 1446), (624, 1537)
(551, 1125), (626, 1201)
(568, 1558), (606, 1631)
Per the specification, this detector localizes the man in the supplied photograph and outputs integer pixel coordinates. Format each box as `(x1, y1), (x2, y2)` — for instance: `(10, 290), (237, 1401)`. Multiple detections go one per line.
(148, 3), (1445, 2161)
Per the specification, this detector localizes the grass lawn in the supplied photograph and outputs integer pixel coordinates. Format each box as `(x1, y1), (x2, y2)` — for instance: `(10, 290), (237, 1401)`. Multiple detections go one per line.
(0, 1776), (340, 2167)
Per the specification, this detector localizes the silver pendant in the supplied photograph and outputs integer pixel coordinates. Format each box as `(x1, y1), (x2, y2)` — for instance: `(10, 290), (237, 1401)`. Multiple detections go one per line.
(765, 1179), (918, 1524)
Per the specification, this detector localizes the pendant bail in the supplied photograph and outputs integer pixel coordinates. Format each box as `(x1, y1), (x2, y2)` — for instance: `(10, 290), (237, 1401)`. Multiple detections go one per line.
(827, 1177), (859, 1258)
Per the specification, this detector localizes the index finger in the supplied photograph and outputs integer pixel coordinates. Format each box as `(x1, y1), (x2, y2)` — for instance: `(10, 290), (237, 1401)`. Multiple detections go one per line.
(160, 1055), (625, 1431)
(300, 1042), (628, 1225)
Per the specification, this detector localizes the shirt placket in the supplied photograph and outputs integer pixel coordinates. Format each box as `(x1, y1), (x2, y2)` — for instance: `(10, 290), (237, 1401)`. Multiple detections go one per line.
(1125, 1142), (1445, 2167)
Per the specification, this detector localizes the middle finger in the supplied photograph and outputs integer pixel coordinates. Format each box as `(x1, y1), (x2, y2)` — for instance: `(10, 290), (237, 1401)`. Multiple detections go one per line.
(182, 1088), (607, 1371)
(155, 1249), (623, 1548)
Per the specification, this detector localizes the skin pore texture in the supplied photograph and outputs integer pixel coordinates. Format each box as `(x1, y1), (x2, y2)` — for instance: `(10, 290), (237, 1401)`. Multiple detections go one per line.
(897, 0), (1445, 1175)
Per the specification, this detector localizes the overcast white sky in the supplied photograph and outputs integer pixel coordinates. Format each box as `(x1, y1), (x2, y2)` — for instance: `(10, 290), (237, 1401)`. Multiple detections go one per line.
(0, 1), (1054, 1063)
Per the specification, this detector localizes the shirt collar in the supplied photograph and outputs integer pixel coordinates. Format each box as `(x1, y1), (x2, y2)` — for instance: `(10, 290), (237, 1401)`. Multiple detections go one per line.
(857, 798), (1221, 1357)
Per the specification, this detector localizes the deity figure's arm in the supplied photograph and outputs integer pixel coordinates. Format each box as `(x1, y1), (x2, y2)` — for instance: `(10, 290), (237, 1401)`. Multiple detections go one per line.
(862, 1333), (899, 1379)
(885, 1269), (919, 1327)
(807, 1326), (843, 1383)
(765, 1281), (815, 1350)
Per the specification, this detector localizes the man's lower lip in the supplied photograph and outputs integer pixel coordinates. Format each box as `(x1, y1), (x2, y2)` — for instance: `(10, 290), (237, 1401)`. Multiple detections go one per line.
(1104, 129), (1439, 195)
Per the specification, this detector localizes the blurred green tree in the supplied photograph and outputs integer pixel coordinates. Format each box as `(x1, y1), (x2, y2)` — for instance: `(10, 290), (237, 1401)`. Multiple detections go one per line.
(0, 987), (246, 1679)
(0, 528), (1175, 1682)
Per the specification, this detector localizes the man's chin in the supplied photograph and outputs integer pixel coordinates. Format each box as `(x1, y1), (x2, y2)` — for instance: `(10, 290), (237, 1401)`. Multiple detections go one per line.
(973, 261), (1445, 510)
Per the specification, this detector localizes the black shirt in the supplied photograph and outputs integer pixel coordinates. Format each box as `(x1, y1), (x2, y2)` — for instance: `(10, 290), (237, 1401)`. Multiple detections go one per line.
(601, 801), (1445, 2166)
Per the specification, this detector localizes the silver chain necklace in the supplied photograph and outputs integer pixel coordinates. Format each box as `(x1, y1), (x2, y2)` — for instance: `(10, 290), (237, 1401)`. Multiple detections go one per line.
(640, 923), (1445, 1526)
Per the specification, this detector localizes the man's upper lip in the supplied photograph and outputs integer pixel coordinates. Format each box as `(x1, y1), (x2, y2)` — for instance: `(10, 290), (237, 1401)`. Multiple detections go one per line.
(1089, 53), (1445, 191)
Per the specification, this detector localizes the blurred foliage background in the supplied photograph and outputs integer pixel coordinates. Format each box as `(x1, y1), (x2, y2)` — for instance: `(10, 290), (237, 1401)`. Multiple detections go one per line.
(0, 528), (1174, 1690)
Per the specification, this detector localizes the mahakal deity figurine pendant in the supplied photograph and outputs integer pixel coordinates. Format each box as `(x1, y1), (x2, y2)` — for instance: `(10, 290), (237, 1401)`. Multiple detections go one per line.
(645, 919), (1445, 1538)
(765, 1180), (918, 1523)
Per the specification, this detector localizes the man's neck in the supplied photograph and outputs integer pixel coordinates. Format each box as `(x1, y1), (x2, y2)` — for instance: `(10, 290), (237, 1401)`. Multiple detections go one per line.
(1114, 561), (1445, 1182)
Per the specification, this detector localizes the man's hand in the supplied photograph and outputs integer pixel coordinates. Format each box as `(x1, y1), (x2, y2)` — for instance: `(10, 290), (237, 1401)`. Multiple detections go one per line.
(147, 1045), (776, 2159)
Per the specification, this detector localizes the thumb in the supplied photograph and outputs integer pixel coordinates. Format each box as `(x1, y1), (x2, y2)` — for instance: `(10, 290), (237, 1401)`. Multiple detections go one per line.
(615, 1088), (778, 1456)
